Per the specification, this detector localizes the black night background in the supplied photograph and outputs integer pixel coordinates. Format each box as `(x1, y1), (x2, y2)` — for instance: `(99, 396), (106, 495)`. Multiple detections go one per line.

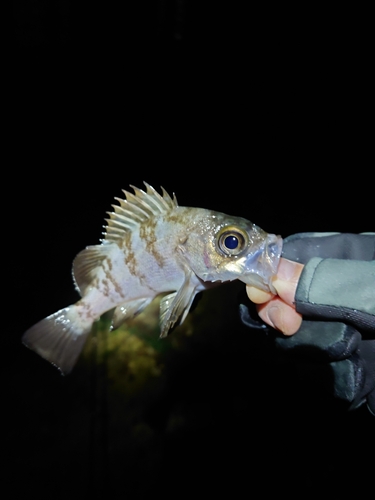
(6, 2), (374, 499)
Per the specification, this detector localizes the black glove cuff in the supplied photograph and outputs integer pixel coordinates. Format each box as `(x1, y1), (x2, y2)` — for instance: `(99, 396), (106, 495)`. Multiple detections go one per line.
(274, 321), (361, 361)
(349, 339), (375, 412)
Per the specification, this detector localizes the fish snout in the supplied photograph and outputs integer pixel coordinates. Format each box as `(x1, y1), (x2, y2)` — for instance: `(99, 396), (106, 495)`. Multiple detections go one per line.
(240, 234), (283, 292)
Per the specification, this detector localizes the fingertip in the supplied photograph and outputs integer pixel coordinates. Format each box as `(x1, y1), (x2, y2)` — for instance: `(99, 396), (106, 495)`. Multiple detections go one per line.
(257, 300), (302, 335)
(246, 285), (274, 304)
(272, 260), (304, 307)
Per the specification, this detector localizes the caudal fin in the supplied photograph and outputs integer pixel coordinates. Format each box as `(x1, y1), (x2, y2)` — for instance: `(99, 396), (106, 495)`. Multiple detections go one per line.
(22, 306), (92, 375)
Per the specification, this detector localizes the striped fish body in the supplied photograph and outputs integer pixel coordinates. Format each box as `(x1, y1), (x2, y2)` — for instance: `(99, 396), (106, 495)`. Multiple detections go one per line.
(22, 183), (282, 374)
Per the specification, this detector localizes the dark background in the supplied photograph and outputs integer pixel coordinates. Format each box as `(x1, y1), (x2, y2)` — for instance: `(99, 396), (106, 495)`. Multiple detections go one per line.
(6, 2), (374, 499)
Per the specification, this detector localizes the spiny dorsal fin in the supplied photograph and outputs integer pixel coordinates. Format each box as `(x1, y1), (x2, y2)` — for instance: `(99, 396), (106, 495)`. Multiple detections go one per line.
(102, 182), (178, 243)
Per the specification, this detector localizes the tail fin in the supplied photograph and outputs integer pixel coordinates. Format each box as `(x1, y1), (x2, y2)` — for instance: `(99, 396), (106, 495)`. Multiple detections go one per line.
(22, 306), (92, 375)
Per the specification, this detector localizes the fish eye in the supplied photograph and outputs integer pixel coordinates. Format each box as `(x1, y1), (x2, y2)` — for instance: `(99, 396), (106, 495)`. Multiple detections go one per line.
(224, 235), (239, 249)
(216, 226), (248, 256)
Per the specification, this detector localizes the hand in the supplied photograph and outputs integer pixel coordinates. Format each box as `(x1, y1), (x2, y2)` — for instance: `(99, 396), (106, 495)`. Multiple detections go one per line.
(246, 258), (304, 336)
(242, 232), (375, 415)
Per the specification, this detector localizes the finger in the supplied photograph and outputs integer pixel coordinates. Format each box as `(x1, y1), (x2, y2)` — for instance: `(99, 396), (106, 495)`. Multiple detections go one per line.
(257, 297), (303, 335)
(246, 285), (274, 304)
(272, 258), (304, 307)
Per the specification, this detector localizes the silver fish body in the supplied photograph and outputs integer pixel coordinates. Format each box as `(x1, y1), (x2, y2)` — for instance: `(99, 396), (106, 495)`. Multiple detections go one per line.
(22, 183), (282, 374)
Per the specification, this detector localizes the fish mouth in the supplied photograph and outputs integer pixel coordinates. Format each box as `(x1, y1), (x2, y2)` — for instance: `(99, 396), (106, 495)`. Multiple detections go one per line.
(240, 234), (283, 293)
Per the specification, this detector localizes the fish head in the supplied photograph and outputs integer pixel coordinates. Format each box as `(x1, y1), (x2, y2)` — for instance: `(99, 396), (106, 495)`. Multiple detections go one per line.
(179, 211), (282, 293)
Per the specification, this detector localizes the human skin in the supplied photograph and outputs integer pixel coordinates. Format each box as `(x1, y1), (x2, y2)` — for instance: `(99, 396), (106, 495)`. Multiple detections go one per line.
(246, 258), (304, 335)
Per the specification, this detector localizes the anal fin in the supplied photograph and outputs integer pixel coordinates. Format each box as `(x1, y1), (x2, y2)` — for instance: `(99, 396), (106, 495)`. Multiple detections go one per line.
(111, 298), (152, 331)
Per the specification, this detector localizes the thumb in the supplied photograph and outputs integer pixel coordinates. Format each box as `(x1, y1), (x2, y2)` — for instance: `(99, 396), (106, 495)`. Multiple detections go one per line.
(272, 258), (304, 307)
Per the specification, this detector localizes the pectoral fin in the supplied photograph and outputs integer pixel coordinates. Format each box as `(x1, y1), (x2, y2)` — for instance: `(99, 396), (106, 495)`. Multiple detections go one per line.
(159, 272), (200, 338)
(111, 298), (152, 331)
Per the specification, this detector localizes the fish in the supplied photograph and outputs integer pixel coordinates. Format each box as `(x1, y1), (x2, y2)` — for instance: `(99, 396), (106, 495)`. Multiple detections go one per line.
(22, 182), (282, 375)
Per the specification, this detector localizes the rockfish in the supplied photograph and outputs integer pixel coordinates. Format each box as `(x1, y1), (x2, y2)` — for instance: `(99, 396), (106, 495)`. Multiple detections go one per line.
(22, 183), (282, 374)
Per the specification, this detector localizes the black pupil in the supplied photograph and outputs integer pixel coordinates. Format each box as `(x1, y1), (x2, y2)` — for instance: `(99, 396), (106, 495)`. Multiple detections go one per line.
(225, 235), (239, 249)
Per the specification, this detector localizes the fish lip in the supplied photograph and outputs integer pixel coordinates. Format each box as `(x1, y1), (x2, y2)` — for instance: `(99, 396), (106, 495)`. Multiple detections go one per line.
(240, 234), (283, 292)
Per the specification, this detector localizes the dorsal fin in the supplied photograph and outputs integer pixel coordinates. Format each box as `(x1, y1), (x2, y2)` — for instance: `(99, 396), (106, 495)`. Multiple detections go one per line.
(102, 182), (178, 243)
(72, 243), (115, 295)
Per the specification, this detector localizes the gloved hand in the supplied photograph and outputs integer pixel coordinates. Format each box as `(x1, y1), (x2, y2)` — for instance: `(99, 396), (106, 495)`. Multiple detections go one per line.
(240, 232), (375, 415)
(274, 320), (375, 414)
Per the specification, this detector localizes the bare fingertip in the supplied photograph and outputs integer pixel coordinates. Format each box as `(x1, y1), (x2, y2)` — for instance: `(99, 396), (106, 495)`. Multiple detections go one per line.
(246, 286), (274, 304)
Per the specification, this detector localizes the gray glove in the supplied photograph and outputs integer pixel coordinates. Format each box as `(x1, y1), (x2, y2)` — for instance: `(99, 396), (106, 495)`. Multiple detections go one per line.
(278, 232), (375, 414)
(239, 232), (375, 414)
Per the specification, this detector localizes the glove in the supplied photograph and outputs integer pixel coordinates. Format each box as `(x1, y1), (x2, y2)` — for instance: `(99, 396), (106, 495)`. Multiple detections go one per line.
(274, 321), (375, 414)
(240, 232), (375, 415)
